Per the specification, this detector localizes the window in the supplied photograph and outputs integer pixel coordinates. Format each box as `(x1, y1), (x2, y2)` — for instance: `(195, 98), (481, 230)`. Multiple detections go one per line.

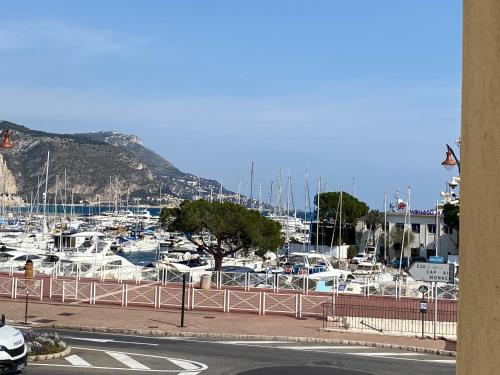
(427, 224), (436, 234)
(443, 225), (453, 234)
(395, 223), (405, 230)
(411, 223), (420, 233)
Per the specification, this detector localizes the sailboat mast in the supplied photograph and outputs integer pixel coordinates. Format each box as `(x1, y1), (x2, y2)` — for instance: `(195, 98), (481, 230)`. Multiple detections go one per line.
(250, 161), (254, 209)
(316, 177), (321, 252)
(42, 151), (50, 233)
(268, 181), (273, 213)
(219, 179), (223, 203)
(339, 186), (343, 249)
(258, 181), (262, 213)
(384, 192), (387, 260)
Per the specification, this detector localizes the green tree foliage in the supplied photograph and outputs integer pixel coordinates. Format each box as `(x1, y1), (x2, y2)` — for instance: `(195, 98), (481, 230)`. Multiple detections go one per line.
(365, 209), (384, 246)
(442, 203), (459, 232)
(389, 226), (415, 255)
(160, 200), (284, 270)
(314, 191), (369, 226)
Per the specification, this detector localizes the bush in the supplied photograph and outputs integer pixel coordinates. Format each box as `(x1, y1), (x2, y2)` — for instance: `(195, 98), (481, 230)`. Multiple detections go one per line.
(22, 331), (67, 356)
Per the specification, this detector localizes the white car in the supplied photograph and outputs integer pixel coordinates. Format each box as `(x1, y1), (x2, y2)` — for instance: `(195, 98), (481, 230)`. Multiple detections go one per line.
(0, 315), (27, 374)
(351, 253), (368, 264)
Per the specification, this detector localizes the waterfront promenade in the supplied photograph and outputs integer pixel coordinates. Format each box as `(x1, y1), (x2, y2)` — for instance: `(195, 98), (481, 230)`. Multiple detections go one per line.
(1, 298), (456, 354)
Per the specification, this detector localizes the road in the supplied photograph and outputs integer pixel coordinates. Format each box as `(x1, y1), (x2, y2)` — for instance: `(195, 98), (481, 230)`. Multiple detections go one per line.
(20, 329), (455, 375)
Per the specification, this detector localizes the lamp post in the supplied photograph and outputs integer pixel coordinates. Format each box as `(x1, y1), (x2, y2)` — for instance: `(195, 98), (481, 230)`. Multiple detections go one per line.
(441, 144), (460, 173)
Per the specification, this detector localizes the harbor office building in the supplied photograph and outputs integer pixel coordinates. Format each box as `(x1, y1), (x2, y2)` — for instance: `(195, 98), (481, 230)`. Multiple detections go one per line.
(358, 210), (458, 262)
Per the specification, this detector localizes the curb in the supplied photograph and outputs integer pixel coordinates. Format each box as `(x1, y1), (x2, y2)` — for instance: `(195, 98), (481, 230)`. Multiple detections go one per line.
(28, 346), (71, 362)
(47, 324), (456, 357)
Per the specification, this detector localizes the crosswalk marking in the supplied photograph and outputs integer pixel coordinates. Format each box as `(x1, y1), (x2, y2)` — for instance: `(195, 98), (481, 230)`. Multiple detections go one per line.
(65, 354), (92, 367)
(106, 351), (151, 370)
(169, 359), (200, 370)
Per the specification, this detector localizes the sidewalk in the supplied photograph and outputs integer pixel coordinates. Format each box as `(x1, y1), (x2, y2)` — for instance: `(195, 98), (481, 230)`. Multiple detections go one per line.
(1, 298), (456, 354)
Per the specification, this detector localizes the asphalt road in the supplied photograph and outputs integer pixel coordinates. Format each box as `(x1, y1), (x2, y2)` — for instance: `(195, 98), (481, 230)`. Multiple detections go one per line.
(20, 329), (455, 375)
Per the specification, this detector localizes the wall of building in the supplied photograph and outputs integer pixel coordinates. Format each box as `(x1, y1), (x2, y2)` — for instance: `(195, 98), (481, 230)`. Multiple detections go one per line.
(357, 212), (458, 261)
(458, 1), (500, 373)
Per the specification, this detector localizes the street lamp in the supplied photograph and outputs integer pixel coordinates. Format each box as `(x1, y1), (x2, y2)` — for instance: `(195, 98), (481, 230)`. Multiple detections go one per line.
(441, 144), (460, 173)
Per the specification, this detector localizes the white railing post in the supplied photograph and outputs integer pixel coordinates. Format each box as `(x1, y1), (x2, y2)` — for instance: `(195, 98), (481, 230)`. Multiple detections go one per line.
(62, 281), (65, 303)
(258, 291), (263, 315)
(190, 288), (195, 310)
(13, 277), (17, 299)
(39, 279), (44, 301)
(89, 282), (93, 304)
(49, 278), (53, 299)
(225, 289), (229, 313)
(296, 293), (300, 318)
(262, 292), (266, 315)
(154, 285), (159, 309)
(123, 284), (127, 307)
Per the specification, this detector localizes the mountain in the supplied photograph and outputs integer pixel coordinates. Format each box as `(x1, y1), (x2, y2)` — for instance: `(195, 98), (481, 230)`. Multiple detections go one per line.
(0, 121), (232, 206)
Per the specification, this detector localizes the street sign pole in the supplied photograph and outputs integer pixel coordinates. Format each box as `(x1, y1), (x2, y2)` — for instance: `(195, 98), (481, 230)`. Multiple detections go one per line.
(434, 282), (438, 340)
(180, 273), (186, 327)
(418, 285), (428, 340)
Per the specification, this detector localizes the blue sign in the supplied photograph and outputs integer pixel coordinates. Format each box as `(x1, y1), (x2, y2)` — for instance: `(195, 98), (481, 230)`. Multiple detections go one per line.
(429, 256), (444, 264)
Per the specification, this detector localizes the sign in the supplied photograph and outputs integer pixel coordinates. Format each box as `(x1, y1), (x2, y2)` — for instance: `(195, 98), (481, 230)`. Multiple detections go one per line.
(408, 262), (455, 283)
(337, 283), (347, 292)
(429, 256), (445, 264)
(419, 301), (427, 312)
(418, 285), (429, 294)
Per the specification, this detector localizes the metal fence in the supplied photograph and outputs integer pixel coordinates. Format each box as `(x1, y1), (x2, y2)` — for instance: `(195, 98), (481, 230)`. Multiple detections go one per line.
(322, 292), (457, 338)
(0, 274), (458, 337)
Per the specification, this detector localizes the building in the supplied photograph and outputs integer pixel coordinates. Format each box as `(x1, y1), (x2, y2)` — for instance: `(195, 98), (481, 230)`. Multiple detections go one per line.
(357, 209), (458, 261)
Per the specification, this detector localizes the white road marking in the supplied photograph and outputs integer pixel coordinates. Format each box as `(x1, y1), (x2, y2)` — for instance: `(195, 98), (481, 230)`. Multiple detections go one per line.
(63, 336), (159, 346)
(351, 352), (424, 356)
(214, 341), (455, 364)
(65, 354), (92, 367)
(275, 345), (366, 350)
(30, 363), (202, 372)
(107, 351), (151, 370)
(169, 359), (200, 370)
(425, 359), (456, 364)
(218, 341), (282, 345)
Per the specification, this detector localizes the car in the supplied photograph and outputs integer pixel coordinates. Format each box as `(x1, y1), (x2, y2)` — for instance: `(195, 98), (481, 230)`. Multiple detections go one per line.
(351, 253), (367, 264)
(0, 315), (27, 374)
(391, 256), (409, 269)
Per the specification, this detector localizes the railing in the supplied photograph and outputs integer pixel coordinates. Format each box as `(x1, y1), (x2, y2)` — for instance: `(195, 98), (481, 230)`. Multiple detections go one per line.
(0, 274), (458, 336)
(322, 294), (457, 338)
(12, 261), (461, 300)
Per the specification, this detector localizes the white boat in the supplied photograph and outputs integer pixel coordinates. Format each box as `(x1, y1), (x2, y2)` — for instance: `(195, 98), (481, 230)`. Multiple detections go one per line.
(280, 252), (352, 280)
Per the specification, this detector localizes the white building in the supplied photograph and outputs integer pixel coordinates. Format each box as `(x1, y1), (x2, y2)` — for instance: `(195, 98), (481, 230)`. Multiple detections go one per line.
(357, 209), (458, 261)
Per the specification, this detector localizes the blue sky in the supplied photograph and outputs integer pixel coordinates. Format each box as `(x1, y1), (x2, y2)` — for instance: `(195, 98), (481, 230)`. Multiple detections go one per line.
(0, 1), (462, 210)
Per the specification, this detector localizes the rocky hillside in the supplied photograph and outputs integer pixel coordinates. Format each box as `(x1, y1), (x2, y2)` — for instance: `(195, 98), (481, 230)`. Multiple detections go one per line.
(0, 121), (232, 205)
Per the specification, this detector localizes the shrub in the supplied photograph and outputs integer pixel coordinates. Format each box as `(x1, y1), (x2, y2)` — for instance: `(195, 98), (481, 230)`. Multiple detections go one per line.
(22, 331), (67, 356)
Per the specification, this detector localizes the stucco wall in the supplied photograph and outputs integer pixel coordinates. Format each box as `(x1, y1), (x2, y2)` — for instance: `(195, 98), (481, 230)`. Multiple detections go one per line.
(458, 1), (500, 373)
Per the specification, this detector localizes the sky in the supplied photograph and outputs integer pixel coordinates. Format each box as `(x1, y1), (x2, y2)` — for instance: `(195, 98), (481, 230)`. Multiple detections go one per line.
(0, 1), (462, 210)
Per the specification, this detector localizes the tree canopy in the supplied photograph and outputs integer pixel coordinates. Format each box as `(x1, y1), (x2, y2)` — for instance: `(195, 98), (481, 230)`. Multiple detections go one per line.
(314, 191), (369, 226)
(442, 203), (459, 232)
(160, 200), (284, 270)
(389, 226), (415, 254)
